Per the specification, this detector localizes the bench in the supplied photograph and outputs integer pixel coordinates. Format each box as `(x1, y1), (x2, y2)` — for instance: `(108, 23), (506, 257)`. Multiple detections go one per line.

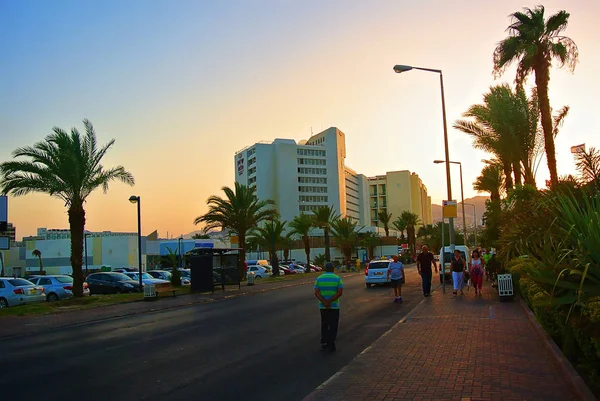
(156, 286), (180, 297)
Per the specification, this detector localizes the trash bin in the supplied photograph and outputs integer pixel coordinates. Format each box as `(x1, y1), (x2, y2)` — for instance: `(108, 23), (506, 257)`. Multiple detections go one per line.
(497, 274), (514, 299)
(247, 271), (255, 286)
(144, 283), (156, 300)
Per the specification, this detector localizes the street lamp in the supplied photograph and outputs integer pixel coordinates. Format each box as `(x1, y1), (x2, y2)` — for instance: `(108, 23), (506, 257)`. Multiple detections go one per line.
(84, 233), (91, 277)
(434, 160), (467, 246)
(178, 236), (183, 268)
(128, 195), (143, 291)
(464, 203), (477, 246)
(395, 64), (455, 252)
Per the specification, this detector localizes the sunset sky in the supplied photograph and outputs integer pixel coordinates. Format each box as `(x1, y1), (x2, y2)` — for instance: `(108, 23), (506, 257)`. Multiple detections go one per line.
(1, 0), (599, 239)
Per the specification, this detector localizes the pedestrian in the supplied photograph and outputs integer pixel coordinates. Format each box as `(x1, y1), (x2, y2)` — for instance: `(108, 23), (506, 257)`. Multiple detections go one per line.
(470, 249), (484, 295)
(482, 249), (492, 281)
(416, 245), (438, 297)
(355, 258), (361, 273)
(314, 261), (344, 351)
(388, 255), (405, 303)
(451, 249), (466, 295)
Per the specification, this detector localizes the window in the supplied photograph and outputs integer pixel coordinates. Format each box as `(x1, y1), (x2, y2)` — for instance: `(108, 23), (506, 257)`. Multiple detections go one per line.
(56, 276), (73, 284)
(39, 278), (52, 285)
(8, 278), (34, 287)
(0, 281), (4, 288)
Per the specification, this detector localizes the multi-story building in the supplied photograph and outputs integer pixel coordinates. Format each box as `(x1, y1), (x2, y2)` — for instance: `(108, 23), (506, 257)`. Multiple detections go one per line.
(368, 171), (433, 228)
(234, 127), (370, 226)
(0, 222), (16, 241)
(36, 227), (137, 240)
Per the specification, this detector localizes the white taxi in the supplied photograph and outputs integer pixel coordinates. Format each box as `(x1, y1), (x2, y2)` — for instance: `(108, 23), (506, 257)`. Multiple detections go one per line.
(364, 259), (391, 288)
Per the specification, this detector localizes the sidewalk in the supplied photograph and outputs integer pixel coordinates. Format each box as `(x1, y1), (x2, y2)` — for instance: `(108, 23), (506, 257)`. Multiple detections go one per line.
(0, 272), (358, 339)
(304, 282), (592, 401)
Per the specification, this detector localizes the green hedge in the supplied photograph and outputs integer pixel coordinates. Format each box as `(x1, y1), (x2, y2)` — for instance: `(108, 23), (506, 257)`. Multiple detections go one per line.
(518, 276), (600, 397)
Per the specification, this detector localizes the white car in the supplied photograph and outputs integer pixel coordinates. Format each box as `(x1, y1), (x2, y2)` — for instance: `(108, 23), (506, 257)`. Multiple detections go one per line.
(364, 260), (391, 288)
(247, 265), (271, 279)
(0, 277), (46, 308)
(123, 272), (169, 286)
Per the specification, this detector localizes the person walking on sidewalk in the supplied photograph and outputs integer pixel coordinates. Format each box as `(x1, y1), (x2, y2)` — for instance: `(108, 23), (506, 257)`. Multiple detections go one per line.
(388, 255), (405, 303)
(451, 249), (466, 295)
(416, 245), (438, 297)
(314, 262), (344, 351)
(470, 249), (484, 295)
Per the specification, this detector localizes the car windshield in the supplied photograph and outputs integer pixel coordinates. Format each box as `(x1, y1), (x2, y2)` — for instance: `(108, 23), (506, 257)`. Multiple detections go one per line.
(8, 278), (34, 286)
(178, 270), (190, 277)
(56, 276), (73, 283)
(112, 273), (132, 281)
(368, 262), (389, 270)
(141, 273), (154, 279)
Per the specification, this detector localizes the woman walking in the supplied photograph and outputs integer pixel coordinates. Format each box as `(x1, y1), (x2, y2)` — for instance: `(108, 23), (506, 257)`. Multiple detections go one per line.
(451, 249), (465, 295)
(470, 249), (484, 295)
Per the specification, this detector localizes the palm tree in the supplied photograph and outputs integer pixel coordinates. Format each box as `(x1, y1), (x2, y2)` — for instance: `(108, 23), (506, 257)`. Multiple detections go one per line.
(312, 205), (337, 262)
(32, 249), (43, 275)
(473, 163), (504, 201)
(247, 220), (287, 276)
(0, 120), (134, 296)
(392, 216), (407, 241)
(575, 147), (600, 189)
(358, 231), (380, 260)
(377, 210), (392, 237)
(281, 233), (294, 263)
(194, 182), (277, 279)
(493, 5), (578, 187)
(400, 211), (420, 254)
(330, 217), (359, 266)
(288, 213), (315, 271)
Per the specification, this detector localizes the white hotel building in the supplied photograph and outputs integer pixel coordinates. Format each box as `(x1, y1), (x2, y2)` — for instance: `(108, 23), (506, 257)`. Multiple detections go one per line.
(234, 127), (371, 226)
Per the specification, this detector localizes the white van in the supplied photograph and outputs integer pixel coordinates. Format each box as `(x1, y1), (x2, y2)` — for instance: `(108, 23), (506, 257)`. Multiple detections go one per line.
(439, 246), (471, 283)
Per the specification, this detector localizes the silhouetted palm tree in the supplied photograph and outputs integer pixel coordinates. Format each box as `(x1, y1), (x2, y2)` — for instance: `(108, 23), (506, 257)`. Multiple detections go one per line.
(288, 213), (315, 271)
(312, 205), (338, 262)
(377, 210), (392, 237)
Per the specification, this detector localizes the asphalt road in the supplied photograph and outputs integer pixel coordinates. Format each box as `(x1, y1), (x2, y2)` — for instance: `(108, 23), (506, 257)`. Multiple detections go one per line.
(1, 268), (427, 401)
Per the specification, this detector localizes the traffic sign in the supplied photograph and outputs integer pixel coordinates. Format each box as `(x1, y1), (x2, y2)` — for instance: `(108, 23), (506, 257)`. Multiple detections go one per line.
(442, 200), (457, 219)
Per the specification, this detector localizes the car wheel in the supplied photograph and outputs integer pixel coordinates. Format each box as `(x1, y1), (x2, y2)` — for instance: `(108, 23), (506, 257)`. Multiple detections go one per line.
(115, 289), (122, 294)
(255, 275), (262, 279)
(366, 283), (372, 288)
(0, 297), (8, 308)
(47, 293), (59, 302)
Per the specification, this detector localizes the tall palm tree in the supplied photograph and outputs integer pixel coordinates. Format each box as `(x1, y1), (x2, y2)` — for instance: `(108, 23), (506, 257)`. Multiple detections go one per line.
(400, 211), (420, 254)
(32, 249), (44, 275)
(575, 147), (600, 189)
(377, 210), (392, 237)
(473, 164), (503, 201)
(312, 205), (337, 262)
(330, 217), (359, 266)
(392, 217), (407, 241)
(194, 182), (277, 279)
(0, 120), (134, 296)
(247, 220), (287, 276)
(288, 213), (315, 271)
(493, 5), (578, 187)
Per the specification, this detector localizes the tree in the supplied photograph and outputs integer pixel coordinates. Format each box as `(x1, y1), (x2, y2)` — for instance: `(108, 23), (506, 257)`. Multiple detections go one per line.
(377, 210), (392, 237)
(0, 120), (134, 296)
(191, 233), (211, 239)
(288, 213), (315, 271)
(400, 211), (420, 254)
(194, 182), (277, 280)
(32, 249), (43, 275)
(358, 231), (380, 260)
(574, 147), (600, 190)
(247, 220), (287, 277)
(473, 163), (504, 201)
(164, 246), (182, 287)
(330, 217), (359, 266)
(494, 5), (578, 187)
(312, 205), (337, 262)
(392, 217), (407, 241)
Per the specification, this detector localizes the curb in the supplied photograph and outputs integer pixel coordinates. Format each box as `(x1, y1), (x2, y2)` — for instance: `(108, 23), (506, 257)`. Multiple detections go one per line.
(518, 297), (598, 401)
(302, 282), (436, 401)
(0, 273), (360, 340)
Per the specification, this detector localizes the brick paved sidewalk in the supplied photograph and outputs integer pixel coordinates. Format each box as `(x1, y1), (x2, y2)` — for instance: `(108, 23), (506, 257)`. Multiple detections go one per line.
(0, 271), (363, 339)
(304, 282), (586, 401)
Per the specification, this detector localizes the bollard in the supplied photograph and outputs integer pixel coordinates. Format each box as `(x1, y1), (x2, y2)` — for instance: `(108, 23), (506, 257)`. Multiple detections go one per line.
(247, 271), (255, 286)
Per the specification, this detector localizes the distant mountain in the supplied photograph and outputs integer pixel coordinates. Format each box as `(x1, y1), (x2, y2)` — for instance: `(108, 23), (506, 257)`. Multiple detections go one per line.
(183, 228), (229, 239)
(431, 196), (489, 227)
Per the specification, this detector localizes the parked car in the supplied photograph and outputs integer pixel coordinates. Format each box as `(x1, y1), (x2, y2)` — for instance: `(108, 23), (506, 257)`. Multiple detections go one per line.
(288, 264), (305, 274)
(439, 246), (471, 283)
(29, 275), (90, 301)
(364, 259), (391, 288)
(112, 267), (138, 273)
(85, 272), (142, 294)
(247, 265), (271, 279)
(278, 265), (296, 275)
(123, 272), (169, 286)
(0, 277), (46, 308)
(147, 270), (191, 285)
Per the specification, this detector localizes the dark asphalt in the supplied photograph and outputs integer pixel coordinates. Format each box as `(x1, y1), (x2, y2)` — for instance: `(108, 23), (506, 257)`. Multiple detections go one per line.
(1, 270), (426, 401)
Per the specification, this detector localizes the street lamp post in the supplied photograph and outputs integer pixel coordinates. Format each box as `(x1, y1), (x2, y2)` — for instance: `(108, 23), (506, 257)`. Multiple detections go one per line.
(434, 160), (467, 246)
(84, 233), (91, 277)
(270, 218), (277, 275)
(178, 236), (183, 268)
(395, 65), (455, 251)
(464, 203), (477, 246)
(129, 195), (143, 291)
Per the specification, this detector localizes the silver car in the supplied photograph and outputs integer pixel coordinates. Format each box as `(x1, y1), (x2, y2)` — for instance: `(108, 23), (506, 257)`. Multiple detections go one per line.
(123, 272), (169, 286)
(29, 275), (90, 301)
(0, 277), (46, 308)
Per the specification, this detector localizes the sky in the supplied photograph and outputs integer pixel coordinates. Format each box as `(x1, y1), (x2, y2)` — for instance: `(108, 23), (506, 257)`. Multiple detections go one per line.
(1, 0), (599, 240)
